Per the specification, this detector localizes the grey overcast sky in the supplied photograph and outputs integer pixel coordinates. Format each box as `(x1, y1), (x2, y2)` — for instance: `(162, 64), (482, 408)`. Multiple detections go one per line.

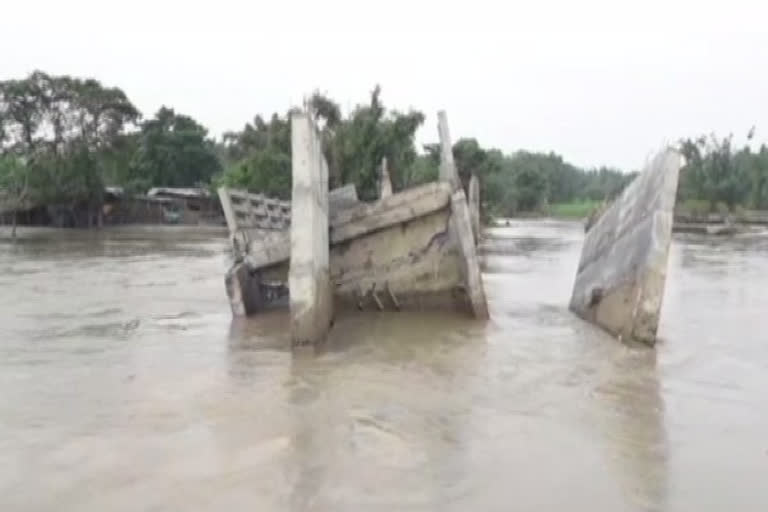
(2, 0), (766, 170)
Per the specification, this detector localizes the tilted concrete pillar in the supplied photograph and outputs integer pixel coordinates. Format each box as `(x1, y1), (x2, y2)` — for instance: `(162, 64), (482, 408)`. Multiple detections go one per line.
(569, 148), (682, 345)
(289, 112), (333, 345)
(438, 110), (489, 319)
(468, 174), (480, 244)
(437, 110), (461, 190)
(450, 190), (489, 319)
(379, 157), (393, 199)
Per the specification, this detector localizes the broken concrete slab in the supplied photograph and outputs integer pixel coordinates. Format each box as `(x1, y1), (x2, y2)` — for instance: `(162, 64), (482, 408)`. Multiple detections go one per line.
(329, 181), (467, 312)
(569, 148), (682, 345)
(239, 181), (451, 270)
(468, 174), (480, 244)
(288, 112), (333, 345)
(226, 180), (480, 316)
(331, 206), (462, 311)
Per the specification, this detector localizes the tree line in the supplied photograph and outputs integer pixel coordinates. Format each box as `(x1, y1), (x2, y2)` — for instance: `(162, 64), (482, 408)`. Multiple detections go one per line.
(678, 130), (768, 213)
(2, 70), (765, 231)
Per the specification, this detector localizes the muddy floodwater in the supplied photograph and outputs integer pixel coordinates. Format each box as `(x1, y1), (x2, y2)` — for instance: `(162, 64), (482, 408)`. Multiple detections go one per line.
(1, 221), (767, 511)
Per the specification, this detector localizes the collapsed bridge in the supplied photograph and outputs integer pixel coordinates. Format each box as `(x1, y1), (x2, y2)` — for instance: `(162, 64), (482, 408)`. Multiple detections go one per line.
(219, 108), (682, 348)
(219, 111), (487, 345)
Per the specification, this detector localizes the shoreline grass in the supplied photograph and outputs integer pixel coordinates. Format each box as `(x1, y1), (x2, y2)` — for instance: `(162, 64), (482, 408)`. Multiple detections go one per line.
(546, 200), (601, 219)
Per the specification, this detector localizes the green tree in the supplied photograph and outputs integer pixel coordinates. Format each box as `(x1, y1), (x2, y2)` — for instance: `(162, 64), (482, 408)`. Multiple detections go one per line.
(217, 87), (425, 201)
(749, 145), (768, 209)
(323, 86), (425, 199)
(0, 70), (139, 227)
(678, 133), (754, 210)
(0, 156), (35, 237)
(512, 166), (548, 211)
(130, 107), (222, 189)
(405, 154), (439, 187)
(217, 112), (293, 198)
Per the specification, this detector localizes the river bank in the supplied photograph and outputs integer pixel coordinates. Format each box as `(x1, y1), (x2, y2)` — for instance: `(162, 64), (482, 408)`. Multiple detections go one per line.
(501, 207), (768, 236)
(0, 224), (229, 243)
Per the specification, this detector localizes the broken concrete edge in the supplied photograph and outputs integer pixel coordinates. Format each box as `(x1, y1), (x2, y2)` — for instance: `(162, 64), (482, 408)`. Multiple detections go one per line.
(288, 112), (334, 346)
(334, 287), (464, 313)
(569, 148), (682, 346)
(330, 181), (451, 243)
(450, 190), (489, 319)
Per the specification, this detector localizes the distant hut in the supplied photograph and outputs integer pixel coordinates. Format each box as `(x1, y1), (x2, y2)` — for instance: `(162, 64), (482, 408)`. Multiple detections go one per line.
(146, 188), (222, 224)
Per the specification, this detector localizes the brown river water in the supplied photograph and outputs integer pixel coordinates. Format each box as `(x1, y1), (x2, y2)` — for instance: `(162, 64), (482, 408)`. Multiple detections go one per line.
(1, 220), (767, 511)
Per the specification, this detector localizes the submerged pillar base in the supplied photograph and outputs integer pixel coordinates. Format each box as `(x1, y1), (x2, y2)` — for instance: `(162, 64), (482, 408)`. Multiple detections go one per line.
(225, 263), (263, 317)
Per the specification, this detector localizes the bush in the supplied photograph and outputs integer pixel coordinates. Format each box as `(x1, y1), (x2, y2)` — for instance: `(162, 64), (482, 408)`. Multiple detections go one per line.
(678, 199), (710, 218)
(715, 201), (730, 215)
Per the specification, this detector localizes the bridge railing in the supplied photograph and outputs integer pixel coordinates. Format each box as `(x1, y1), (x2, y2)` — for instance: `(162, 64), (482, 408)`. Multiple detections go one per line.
(218, 187), (291, 233)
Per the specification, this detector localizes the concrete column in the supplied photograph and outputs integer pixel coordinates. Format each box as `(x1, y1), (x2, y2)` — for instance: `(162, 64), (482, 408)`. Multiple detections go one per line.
(569, 148), (682, 345)
(289, 112), (333, 345)
(468, 174), (480, 244)
(437, 111), (461, 190)
(450, 190), (489, 319)
(379, 157), (393, 199)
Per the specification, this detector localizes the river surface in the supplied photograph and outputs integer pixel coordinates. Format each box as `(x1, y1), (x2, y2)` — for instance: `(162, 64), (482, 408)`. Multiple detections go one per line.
(1, 221), (767, 511)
